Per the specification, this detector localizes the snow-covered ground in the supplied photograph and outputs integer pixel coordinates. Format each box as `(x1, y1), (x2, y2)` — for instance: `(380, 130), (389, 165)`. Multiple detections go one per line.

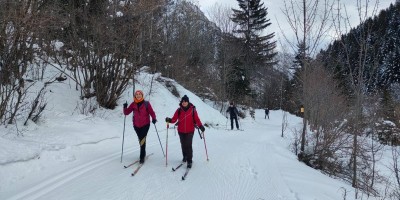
(1, 71), (366, 200)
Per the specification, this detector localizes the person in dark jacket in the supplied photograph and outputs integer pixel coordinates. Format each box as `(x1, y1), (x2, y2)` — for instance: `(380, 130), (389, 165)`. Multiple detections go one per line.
(226, 102), (239, 130)
(123, 90), (157, 164)
(265, 108), (269, 119)
(165, 95), (205, 168)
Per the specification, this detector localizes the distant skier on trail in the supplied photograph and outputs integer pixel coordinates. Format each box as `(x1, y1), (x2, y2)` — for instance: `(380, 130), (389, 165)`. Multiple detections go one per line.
(165, 95), (205, 169)
(226, 102), (239, 130)
(123, 90), (157, 164)
(265, 108), (269, 119)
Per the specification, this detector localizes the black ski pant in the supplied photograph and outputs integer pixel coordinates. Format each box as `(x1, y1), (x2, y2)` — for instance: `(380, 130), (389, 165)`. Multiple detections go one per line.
(178, 132), (194, 163)
(134, 124), (150, 160)
(230, 116), (239, 130)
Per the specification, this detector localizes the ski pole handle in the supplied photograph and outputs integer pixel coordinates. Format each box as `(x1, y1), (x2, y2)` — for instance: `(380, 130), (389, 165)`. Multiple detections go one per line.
(197, 127), (203, 139)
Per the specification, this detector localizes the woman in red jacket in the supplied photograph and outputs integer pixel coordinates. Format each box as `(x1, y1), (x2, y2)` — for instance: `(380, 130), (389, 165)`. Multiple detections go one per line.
(165, 95), (205, 168)
(123, 90), (157, 164)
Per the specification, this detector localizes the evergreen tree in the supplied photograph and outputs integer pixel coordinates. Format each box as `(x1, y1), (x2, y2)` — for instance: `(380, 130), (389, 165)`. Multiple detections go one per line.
(232, 0), (276, 67)
(322, 1), (400, 94)
(231, 0), (277, 72)
(381, 89), (396, 121)
(229, 0), (276, 104)
(226, 58), (251, 103)
(294, 42), (312, 69)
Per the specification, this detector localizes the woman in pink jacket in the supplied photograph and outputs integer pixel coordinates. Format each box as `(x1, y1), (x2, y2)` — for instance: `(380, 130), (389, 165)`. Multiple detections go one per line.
(165, 95), (205, 168)
(123, 90), (157, 164)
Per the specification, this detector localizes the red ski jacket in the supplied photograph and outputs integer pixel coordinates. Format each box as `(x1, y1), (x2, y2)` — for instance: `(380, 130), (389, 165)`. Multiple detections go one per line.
(170, 103), (202, 134)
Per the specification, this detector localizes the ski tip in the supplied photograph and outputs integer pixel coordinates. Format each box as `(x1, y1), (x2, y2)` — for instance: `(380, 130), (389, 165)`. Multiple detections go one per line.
(124, 166), (128, 168)
(181, 176), (185, 180)
(131, 173), (135, 176)
(172, 168), (176, 171)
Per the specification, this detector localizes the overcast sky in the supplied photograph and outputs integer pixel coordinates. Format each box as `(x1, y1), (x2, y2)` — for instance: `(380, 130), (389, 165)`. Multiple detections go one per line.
(196, 0), (397, 53)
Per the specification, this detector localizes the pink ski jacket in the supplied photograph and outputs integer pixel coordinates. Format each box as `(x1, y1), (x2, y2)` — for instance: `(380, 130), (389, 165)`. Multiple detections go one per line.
(123, 101), (156, 128)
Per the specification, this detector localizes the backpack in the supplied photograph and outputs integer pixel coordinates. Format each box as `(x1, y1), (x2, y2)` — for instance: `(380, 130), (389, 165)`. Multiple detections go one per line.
(143, 101), (149, 112)
(132, 101), (149, 119)
(133, 101), (149, 112)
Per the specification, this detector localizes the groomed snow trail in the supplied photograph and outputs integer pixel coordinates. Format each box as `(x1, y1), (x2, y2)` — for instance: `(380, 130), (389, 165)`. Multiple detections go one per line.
(2, 110), (354, 200)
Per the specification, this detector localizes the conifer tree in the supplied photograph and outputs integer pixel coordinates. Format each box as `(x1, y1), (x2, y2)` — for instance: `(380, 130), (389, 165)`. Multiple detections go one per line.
(229, 0), (276, 102)
(231, 0), (276, 70)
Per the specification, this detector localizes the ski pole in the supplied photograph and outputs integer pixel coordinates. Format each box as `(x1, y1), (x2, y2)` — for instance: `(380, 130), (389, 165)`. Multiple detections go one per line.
(237, 117), (241, 130)
(165, 122), (169, 166)
(174, 124), (177, 136)
(153, 124), (165, 157)
(121, 115), (126, 163)
(198, 128), (209, 161)
(225, 116), (228, 129)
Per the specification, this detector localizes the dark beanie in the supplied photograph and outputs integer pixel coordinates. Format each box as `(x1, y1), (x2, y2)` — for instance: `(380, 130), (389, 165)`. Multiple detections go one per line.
(181, 95), (189, 103)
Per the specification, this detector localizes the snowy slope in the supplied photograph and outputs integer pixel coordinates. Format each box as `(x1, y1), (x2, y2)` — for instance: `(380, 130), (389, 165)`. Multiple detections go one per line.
(1, 71), (363, 200)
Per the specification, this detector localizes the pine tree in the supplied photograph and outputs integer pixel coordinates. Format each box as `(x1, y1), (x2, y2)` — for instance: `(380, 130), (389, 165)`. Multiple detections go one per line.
(231, 0), (277, 71)
(226, 58), (251, 102)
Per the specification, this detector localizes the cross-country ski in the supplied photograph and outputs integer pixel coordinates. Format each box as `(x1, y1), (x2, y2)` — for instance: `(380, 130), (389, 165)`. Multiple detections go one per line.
(172, 163), (184, 171)
(131, 164), (143, 176)
(123, 160), (139, 168)
(124, 153), (153, 176)
(181, 168), (190, 180)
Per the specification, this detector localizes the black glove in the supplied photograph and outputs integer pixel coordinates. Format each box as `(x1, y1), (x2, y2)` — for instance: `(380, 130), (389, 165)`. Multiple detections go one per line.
(123, 102), (128, 109)
(152, 119), (157, 124)
(165, 117), (172, 123)
(199, 125), (205, 132)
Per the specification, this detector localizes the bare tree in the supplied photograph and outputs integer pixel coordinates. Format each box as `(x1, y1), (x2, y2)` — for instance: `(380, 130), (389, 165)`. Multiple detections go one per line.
(206, 3), (237, 110)
(296, 58), (351, 173)
(279, 0), (334, 156)
(161, 0), (218, 95)
(47, 0), (167, 109)
(332, 0), (383, 196)
(0, 0), (52, 124)
(207, 3), (237, 34)
(390, 146), (400, 199)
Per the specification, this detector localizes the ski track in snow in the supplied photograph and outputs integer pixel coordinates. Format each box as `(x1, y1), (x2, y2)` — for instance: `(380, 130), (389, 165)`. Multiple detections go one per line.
(265, 143), (299, 200)
(1, 112), (358, 200)
(222, 118), (298, 200)
(1, 105), (356, 200)
(198, 121), (294, 200)
(11, 128), (287, 200)
(5, 141), (161, 200)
